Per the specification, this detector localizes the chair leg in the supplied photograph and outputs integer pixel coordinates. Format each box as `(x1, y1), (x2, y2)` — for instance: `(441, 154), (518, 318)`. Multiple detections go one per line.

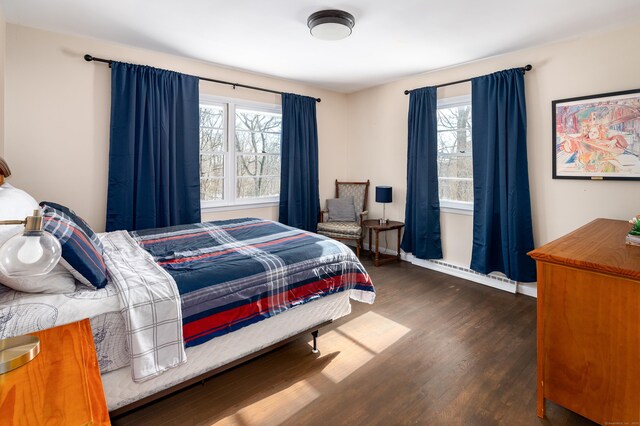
(356, 239), (361, 257)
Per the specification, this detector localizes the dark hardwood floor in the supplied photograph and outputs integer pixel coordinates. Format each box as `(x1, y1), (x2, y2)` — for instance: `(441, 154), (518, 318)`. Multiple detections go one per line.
(113, 259), (595, 426)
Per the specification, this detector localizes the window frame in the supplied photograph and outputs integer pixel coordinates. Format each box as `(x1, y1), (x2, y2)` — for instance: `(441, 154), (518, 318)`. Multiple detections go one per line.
(436, 94), (474, 215)
(199, 94), (282, 212)
(199, 101), (227, 208)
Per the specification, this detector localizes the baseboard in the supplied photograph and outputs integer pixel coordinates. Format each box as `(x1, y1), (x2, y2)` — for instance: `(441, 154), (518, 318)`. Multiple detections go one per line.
(359, 241), (399, 257)
(515, 282), (537, 298)
(352, 241), (537, 298)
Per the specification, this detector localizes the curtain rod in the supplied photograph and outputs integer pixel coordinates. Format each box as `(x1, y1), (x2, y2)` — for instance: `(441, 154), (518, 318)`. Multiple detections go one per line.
(84, 54), (321, 103)
(403, 64), (533, 95)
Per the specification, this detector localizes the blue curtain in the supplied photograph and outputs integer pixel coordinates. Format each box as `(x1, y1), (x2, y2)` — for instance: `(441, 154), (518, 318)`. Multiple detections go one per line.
(278, 93), (320, 232)
(106, 62), (201, 232)
(401, 87), (443, 259)
(470, 68), (536, 282)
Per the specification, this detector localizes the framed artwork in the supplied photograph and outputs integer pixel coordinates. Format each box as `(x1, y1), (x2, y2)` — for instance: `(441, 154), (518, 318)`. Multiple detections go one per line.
(552, 88), (640, 180)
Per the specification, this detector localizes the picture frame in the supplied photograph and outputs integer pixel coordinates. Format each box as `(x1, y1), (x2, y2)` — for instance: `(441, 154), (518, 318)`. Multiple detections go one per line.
(552, 88), (640, 180)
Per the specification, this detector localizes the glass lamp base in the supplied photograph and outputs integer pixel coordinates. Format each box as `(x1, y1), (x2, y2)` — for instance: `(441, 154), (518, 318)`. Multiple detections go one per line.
(0, 231), (61, 276)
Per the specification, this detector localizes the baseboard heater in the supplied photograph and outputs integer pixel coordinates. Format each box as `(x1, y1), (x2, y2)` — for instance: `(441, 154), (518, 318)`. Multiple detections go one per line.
(357, 241), (536, 297)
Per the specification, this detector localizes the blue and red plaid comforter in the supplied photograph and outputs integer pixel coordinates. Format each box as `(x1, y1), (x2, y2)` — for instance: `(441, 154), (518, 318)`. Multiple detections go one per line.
(130, 218), (375, 348)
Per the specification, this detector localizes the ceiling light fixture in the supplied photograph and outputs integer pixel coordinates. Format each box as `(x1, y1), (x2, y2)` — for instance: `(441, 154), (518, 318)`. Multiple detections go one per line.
(307, 10), (355, 41)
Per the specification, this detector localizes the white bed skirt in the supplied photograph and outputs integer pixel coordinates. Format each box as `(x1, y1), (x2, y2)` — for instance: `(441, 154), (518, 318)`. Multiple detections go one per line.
(102, 291), (353, 412)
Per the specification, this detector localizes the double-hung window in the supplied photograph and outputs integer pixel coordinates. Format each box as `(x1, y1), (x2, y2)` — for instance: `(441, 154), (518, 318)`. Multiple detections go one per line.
(436, 95), (473, 212)
(199, 96), (282, 210)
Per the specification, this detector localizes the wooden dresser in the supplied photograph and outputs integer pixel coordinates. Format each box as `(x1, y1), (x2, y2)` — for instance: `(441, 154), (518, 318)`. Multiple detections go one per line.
(529, 218), (640, 424)
(0, 319), (110, 425)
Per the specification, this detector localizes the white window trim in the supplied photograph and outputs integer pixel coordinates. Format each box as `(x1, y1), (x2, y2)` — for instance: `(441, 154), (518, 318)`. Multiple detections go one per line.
(438, 94), (471, 108)
(437, 94), (473, 214)
(199, 95), (282, 210)
(202, 200), (279, 213)
(440, 200), (474, 215)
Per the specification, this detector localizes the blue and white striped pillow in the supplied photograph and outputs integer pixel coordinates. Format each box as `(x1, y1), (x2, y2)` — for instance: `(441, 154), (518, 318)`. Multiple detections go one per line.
(41, 204), (108, 289)
(39, 201), (103, 253)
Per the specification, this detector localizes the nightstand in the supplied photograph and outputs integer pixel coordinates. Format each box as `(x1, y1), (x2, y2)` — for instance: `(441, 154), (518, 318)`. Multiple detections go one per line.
(363, 219), (405, 266)
(0, 319), (110, 425)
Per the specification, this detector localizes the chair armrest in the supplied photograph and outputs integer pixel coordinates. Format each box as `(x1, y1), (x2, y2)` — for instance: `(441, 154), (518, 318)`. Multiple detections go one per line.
(359, 211), (368, 226)
(319, 210), (329, 223)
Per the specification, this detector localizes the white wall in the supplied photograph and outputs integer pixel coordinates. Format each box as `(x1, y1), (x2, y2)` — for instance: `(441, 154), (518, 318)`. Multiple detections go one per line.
(347, 23), (640, 270)
(4, 24), (350, 231)
(0, 9), (5, 157)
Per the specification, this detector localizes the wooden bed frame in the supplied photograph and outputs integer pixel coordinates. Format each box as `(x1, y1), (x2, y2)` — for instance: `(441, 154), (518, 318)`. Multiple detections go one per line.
(109, 320), (333, 418)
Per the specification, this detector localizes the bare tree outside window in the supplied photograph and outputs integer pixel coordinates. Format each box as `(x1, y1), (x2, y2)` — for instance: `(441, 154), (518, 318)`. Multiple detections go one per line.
(200, 105), (225, 201)
(199, 101), (282, 205)
(437, 102), (473, 203)
(235, 108), (281, 199)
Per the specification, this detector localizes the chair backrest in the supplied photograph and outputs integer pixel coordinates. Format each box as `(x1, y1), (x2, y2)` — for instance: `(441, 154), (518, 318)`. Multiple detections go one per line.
(335, 180), (370, 216)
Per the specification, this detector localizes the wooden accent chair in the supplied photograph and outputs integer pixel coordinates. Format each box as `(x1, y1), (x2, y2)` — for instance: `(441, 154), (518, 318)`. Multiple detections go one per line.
(317, 180), (370, 257)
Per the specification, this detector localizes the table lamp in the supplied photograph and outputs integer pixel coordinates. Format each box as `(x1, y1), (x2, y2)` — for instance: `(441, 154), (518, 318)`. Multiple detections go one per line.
(0, 156), (62, 374)
(0, 156), (61, 276)
(0, 209), (62, 276)
(375, 186), (392, 225)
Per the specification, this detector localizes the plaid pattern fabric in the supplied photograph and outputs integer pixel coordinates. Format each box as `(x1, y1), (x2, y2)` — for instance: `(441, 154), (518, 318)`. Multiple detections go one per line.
(131, 218), (375, 348)
(42, 205), (108, 289)
(101, 231), (186, 383)
(40, 201), (103, 253)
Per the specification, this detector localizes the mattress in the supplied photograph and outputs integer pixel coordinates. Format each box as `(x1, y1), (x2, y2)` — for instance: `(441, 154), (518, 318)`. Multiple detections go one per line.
(102, 291), (352, 412)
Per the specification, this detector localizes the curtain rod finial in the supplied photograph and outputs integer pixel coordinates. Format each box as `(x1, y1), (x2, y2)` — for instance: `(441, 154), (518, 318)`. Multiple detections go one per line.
(316, 98), (321, 103)
(404, 90), (410, 95)
(84, 54), (93, 62)
(524, 64), (532, 72)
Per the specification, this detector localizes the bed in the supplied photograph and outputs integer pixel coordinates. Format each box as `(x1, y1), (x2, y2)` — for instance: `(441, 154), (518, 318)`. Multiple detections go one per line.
(0, 216), (375, 415)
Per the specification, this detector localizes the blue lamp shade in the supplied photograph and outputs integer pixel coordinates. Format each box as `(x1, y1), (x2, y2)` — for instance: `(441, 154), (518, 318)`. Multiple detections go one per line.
(375, 186), (392, 203)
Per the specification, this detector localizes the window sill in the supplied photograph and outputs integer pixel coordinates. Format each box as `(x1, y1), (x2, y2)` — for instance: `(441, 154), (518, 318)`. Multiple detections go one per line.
(201, 200), (279, 213)
(440, 201), (473, 216)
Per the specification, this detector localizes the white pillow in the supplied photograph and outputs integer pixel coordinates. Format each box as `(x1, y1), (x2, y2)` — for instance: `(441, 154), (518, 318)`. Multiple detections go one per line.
(0, 217), (77, 294)
(0, 183), (39, 220)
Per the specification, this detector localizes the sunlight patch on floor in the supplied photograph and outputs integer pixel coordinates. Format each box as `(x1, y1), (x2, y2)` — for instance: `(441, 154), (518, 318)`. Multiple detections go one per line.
(315, 329), (376, 383)
(338, 311), (411, 354)
(315, 311), (411, 383)
(211, 312), (410, 424)
(211, 379), (319, 426)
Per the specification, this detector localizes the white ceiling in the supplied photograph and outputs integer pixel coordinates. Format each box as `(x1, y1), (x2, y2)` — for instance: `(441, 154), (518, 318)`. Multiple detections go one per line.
(2, 0), (639, 93)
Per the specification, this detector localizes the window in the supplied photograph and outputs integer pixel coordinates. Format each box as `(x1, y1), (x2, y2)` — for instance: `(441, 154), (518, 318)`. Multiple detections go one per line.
(199, 104), (225, 201)
(199, 96), (282, 209)
(436, 95), (473, 211)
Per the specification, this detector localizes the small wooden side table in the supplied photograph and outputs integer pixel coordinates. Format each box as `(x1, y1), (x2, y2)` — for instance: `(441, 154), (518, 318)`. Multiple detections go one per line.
(0, 319), (110, 425)
(363, 219), (405, 266)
